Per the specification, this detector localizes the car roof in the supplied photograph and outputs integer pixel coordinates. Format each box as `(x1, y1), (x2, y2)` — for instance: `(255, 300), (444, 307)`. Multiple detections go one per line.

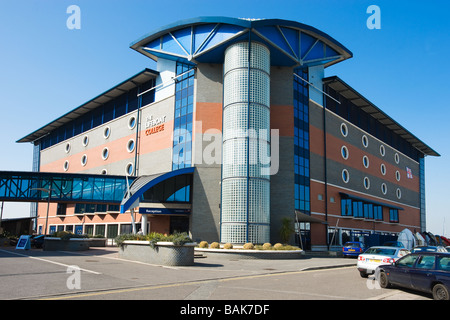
(366, 246), (403, 250)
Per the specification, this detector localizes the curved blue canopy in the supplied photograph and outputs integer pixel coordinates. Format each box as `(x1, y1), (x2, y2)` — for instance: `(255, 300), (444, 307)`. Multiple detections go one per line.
(130, 16), (352, 67)
(120, 167), (195, 213)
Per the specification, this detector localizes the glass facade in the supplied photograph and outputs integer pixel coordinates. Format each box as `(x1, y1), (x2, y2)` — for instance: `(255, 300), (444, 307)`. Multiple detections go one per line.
(294, 68), (310, 214)
(172, 62), (195, 170)
(419, 156), (426, 231)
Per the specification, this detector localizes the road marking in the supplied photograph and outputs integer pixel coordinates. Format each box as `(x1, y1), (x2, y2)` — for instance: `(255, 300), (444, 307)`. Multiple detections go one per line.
(38, 265), (356, 300)
(0, 249), (101, 275)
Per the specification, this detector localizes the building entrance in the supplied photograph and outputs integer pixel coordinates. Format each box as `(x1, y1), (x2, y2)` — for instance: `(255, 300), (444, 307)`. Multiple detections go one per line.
(170, 216), (189, 234)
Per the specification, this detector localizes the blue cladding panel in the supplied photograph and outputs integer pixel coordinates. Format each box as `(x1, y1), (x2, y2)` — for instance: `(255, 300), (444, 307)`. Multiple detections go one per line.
(325, 45), (339, 58)
(304, 41), (324, 61)
(172, 27), (192, 54)
(300, 32), (316, 58)
(280, 26), (299, 57)
(255, 26), (294, 57)
(147, 38), (161, 50)
(193, 24), (217, 53)
(201, 24), (245, 52)
(162, 34), (186, 56)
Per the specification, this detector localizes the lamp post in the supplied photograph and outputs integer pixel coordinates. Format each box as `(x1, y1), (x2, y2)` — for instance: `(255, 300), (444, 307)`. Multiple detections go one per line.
(33, 188), (51, 235)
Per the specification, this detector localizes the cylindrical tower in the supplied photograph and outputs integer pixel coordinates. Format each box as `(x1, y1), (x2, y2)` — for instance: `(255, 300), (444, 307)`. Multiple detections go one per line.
(221, 41), (271, 244)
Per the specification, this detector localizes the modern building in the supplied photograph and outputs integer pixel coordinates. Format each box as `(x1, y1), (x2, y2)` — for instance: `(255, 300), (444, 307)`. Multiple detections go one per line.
(17, 17), (439, 250)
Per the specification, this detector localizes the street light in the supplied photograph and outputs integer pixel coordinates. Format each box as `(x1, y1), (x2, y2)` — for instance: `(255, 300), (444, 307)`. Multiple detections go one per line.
(32, 187), (51, 235)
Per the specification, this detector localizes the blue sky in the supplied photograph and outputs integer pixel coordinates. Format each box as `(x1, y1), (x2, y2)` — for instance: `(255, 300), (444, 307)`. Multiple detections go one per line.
(0, 0), (449, 236)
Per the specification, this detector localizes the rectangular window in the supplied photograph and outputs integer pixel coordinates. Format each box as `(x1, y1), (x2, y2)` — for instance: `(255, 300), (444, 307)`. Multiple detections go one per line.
(341, 199), (352, 216)
(389, 209), (399, 223)
(294, 68), (310, 214)
(172, 62), (195, 171)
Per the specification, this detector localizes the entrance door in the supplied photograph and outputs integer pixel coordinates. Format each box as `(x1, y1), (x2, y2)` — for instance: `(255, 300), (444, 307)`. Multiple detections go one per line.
(170, 216), (189, 234)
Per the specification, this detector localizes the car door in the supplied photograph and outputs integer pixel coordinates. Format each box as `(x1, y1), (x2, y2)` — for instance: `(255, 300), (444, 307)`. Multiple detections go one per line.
(409, 255), (436, 293)
(389, 254), (420, 288)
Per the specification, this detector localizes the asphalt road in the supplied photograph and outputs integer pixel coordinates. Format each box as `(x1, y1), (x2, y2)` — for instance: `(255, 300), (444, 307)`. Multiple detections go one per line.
(0, 246), (431, 303)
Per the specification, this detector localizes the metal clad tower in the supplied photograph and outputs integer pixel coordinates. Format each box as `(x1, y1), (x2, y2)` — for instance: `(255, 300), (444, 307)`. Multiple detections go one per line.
(221, 41), (271, 244)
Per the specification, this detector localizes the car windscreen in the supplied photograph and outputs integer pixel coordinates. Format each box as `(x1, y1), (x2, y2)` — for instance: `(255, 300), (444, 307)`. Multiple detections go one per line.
(364, 248), (396, 255)
(344, 242), (360, 247)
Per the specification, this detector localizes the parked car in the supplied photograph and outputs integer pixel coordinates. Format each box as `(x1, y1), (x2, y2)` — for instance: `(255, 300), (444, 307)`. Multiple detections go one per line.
(357, 246), (409, 278)
(382, 241), (405, 248)
(377, 252), (450, 300)
(30, 235), (45, 248)
(342, 242), (365, 257)
(411, 246), (448, 253)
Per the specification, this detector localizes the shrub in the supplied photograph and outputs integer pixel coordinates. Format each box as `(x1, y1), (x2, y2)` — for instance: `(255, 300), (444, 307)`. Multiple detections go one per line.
(210, 242), (220, 249)
(198, 241), (209, 248)
(223, 243), (233, 249)
(114, 232), (192, 248)
(243, 243), (254, 250)
(273, 243), (283, 249)
(262, 243), (272, 250)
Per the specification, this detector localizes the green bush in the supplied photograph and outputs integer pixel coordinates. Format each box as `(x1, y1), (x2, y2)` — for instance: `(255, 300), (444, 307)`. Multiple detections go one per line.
(223, 243), (233, 249)
(50, 231), (88, 240)
(243, 243), (254, 250)
(273, 243), (283, 249)
(210, 242), (220, 249)
(115, 232), (192, 248)
(262, 243), (272, 250)
(198, 241), (209, 248)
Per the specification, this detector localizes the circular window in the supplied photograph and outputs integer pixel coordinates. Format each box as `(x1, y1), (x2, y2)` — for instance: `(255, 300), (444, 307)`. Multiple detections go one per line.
(63, 160), (69, 171)
(341, 146), (349, 160)
(364, 177), (370, 190)
(381, 183), (387, 195)
(127, 139), (135, 153)
(102, 147), (109, 160)
(101, 169), (107, 175)
(395, 153), (400, 164)
(340, 123), (348, 137)
(342, 169), (350, 183)
(82, 135), (89, 147)
(396, 188), (402, 199)
(81, 154), (88, 166)
(103, 126), (111, 139)
(128, 116), (137, 129)
(363, 155), (370, 168)
(380, 163), (386, 176)
(380, 145), (386, 157)
(396, 170), (401, 181)
(125, 163), (134, 176)
(65, 143), (71, 153)
(362, 135), (369, 148)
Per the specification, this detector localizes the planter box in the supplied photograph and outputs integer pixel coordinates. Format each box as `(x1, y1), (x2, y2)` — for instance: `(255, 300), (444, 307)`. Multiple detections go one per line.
(88, 238), (107, 247)
(44, 237), (90, 251)
(119, 241), (196, 266)
(195, 248), (305, 260)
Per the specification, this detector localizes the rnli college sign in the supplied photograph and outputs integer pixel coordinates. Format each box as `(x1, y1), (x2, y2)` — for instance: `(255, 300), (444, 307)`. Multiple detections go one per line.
(145, 115), (166, 136)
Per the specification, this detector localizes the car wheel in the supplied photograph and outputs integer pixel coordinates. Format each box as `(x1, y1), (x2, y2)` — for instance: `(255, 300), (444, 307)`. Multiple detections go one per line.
(378, 272), (390, 288)
(432, 284), (449, 300)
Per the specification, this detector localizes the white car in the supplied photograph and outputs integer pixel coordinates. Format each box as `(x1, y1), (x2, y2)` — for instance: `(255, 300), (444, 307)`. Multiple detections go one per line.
(357, 246), (410, 278)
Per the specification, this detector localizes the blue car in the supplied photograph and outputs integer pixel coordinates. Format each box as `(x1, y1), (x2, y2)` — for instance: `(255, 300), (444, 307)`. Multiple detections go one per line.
(342, 242), (365, 257)
(377, 252), (450, 300)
